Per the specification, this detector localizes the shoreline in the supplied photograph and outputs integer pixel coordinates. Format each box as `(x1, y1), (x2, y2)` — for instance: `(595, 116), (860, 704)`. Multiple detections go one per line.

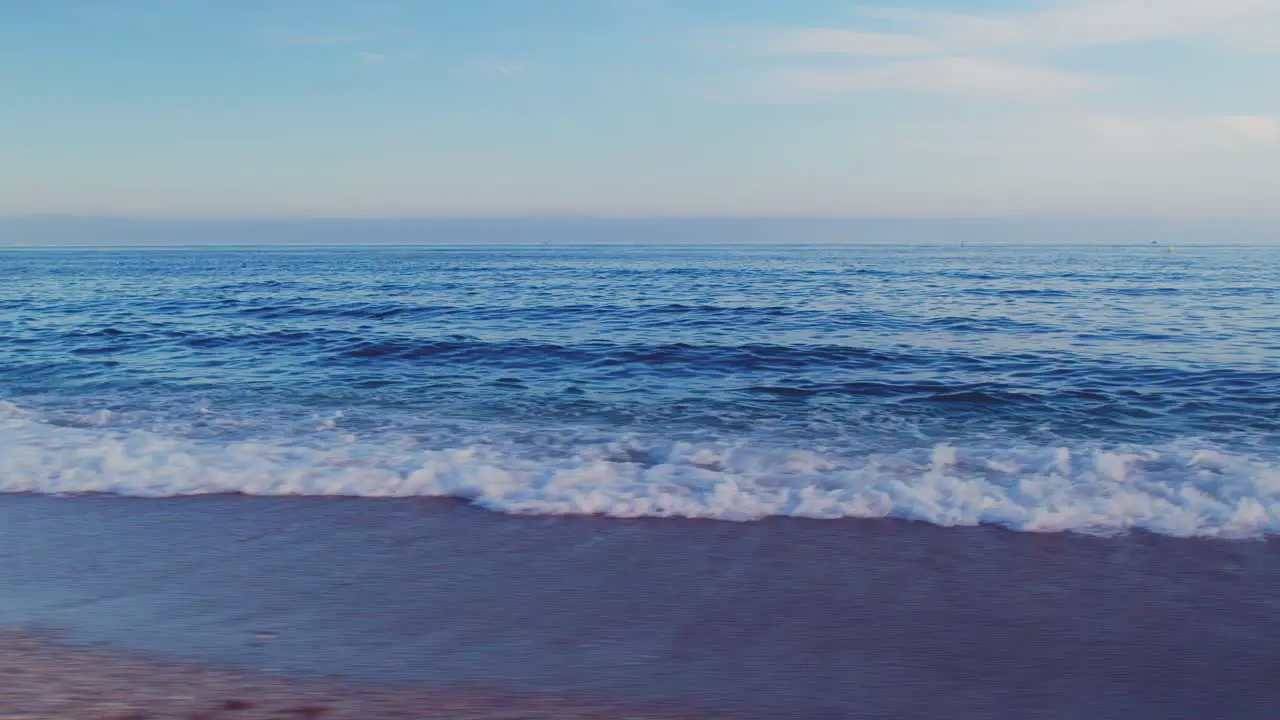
(0, 628), (719, 720)
(3, 494), (1278, 719)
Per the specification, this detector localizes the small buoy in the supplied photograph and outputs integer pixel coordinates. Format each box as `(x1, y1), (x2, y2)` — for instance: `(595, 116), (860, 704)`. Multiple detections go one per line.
(1167, 247), (1175, 252)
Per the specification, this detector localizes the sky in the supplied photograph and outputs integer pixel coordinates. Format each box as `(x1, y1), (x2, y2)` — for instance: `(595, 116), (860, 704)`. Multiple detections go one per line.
(2, 0), (1279, 219)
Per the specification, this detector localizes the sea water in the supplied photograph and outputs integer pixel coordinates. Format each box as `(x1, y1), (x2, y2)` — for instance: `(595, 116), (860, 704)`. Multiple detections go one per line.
(2, 243), (1277, 538)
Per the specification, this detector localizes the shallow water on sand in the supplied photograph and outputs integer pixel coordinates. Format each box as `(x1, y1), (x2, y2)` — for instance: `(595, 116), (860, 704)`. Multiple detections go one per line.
(2, 494), (1278, 719)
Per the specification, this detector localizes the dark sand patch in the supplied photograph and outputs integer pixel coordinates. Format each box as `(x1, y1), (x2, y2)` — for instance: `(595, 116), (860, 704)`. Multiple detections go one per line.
(0, 629), (723, 720)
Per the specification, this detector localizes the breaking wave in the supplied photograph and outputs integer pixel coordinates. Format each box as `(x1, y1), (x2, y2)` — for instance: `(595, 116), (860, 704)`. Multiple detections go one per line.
(2, 401), (1275, 539)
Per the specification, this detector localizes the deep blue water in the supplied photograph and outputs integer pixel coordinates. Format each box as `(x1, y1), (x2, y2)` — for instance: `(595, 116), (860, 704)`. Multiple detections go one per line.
(2, 244), (1278, 537)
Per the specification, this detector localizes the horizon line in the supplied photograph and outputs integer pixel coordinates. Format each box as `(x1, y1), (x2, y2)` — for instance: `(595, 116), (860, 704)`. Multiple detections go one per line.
(6, 213), (1280, 223)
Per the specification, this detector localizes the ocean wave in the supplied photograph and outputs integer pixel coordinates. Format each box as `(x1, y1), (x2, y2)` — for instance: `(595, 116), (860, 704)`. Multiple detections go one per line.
(1, 401), (1275, 539)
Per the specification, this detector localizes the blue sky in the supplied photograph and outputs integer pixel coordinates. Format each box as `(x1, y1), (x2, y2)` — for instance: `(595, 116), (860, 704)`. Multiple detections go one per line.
(2, 0), (1278, 218)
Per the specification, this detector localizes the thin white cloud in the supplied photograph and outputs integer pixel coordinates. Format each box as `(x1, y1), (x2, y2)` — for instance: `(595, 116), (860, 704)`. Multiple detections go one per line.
(894, 112), (1280, 155)
(471, 60), (534, 78)
(1218, 115), (1280, 143)
(756, 29), (937, 56)
(739, 0), (1279, 101)
(352, 50), (421, 65)
(753, 0), (1280, 61)
(776, 57), (1098, 99)
(1075, 114), (1280, 152)
(856, 0), (1280, 51)
(272, 34), (367, 47)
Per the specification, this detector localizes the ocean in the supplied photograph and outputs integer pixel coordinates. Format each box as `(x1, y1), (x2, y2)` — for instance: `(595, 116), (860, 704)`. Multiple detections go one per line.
(1, 243), (1278, 717)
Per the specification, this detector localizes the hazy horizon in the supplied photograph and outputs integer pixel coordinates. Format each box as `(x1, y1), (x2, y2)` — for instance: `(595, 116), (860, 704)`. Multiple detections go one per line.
(2, 214), (1277, 246)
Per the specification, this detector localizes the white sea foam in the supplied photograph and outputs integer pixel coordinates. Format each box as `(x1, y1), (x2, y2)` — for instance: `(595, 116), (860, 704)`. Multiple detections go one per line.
(1, 402), (1276, 538)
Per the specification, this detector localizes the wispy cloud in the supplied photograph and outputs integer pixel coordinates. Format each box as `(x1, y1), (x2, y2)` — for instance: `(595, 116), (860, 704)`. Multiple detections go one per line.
(352, 49), (422, 66)
(893, 112), (1280, 156)
(470, 59), (535, 78)
(1074, 114), (1280, 152)
(740, 0), (1279, 100)
(1218, 115), (1280, 143)
(753, 29), (937, 56)
(775, 57), (1097, 99)
(758, 0), (1280, 57)
(864, 0), (1280, 51)
(273, 34), (367, 48)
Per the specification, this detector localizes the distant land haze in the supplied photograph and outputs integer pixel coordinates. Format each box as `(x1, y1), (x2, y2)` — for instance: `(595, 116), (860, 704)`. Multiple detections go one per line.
(2, 216), (1279, 246)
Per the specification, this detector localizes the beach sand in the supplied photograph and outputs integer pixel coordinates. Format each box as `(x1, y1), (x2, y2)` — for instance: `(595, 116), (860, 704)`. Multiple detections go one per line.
(0, 628), (716, 720)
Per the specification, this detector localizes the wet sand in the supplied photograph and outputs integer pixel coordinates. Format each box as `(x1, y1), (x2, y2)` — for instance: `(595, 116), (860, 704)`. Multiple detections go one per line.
(2, 495), (1278, 719)
(0, 628), (715, 719)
